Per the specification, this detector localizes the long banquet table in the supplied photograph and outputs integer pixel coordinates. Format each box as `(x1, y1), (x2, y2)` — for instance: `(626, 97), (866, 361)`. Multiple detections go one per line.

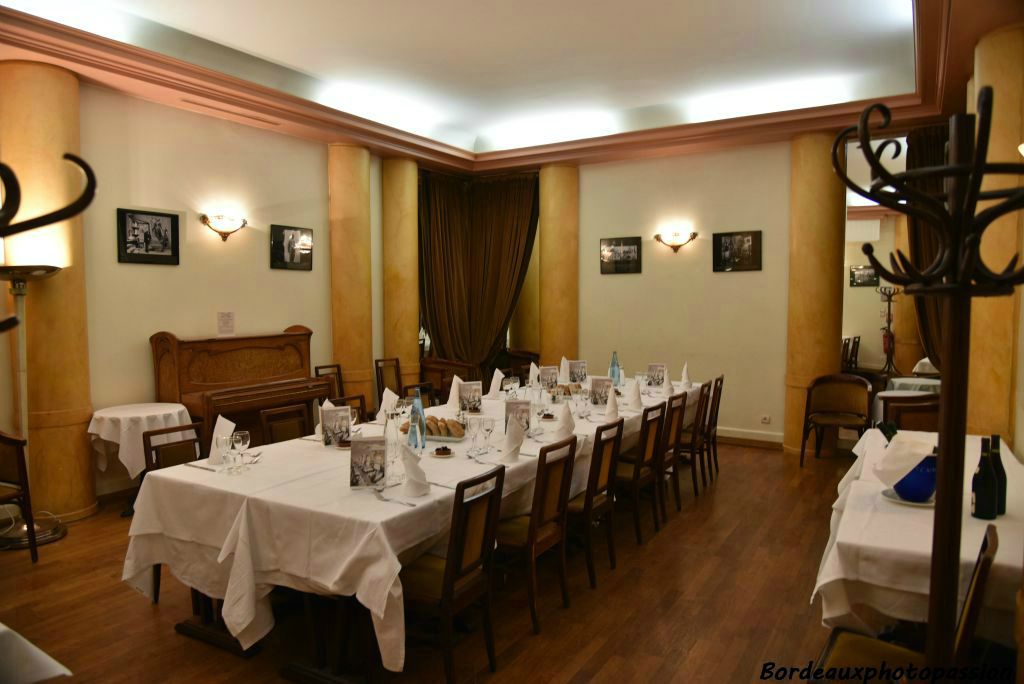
(813, 429), (1024, 645)
(122, 381), (701, 672)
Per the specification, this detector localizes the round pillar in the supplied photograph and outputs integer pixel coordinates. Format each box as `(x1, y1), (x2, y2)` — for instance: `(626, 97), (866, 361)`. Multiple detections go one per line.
(381, 158), (419, 388)
(0, 61), (95, 520)
(327, 145), (374, 404)
(783, 133), (847, 457)
(538, 165), (579, 365)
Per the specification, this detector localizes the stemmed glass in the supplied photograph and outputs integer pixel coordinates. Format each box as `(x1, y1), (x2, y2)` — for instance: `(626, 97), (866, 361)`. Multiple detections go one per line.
(636, 373), (649, 396)
(214, 435), (232, 471)
(481, 418), (496, 454)
(467, 416), (482, 457)
(232, 430), (251, 471)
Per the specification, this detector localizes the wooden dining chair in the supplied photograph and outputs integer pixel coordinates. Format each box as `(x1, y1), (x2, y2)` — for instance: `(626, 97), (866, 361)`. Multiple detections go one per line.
(315, 363), (344, 398)
(420, 358), (478, 403)
(374, 357), (403, 407)
(401, 466), (505, 683)
(881, 393), (940, 432)
(680, 383), (712, 492)
(329, 395), (368, 424)
(704, 375), (725, 478)
(615, 403), (665, 545)
(260, 404), (310, 444)
(403, 382), (438, 408)
(841, 338), (851, 370)
(568, 419), (623, 589)
(142, 422), (204, 603)
(659, 393), (690, 519)
(0, 431), (37, 563)
(799, 373), (871, 467)
(816, 524), (998, 670)
(849, 336), (861, 370)
(496, 435), (577, 634)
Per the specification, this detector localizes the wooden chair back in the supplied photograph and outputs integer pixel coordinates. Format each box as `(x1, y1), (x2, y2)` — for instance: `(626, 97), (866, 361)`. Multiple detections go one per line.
(954, 524), (999, 665)
(314, 364), (344, 397)
(442, 466), (506, 599)
(634, 403), (665, 472)
(662, 393), (688, 454)
(849, 336), (861, 369)
(0, 431), (27, 489)
(142, 422), (204, 472)
(589, 419), (624, 504)
(686, 383), (712, 452)
(260, 404), (310, 444)
(329, 395), (367, 424)
(530, 436), (577, 536)
(421, 358), (478, 402)
(705, 375), (725, 438)
(882, 393), (940, 432)
(403, 382), (438, 408)
(841, 338), (851, 368)
(805, 373), (871, 422)
(374, 358), (403, 406)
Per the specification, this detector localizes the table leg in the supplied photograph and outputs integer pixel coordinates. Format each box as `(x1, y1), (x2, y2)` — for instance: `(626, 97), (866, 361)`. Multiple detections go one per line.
(174, 589), (259, 658)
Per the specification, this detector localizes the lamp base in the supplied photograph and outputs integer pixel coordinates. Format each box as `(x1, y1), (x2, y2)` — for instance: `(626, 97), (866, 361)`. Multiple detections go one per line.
(0, 515), (68, 550)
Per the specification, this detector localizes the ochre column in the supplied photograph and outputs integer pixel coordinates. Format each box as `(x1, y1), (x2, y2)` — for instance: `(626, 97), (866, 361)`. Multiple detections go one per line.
(328, 145), (374, 405)
(968, 25), (1023, 440)
(509, 230), (540, 353)
(538, 165), (579, 365)
(381, 158), (419, 389)
(892, 215), (925, 374)
(783, 133), (847, 457)
(0, 62), (95, 519)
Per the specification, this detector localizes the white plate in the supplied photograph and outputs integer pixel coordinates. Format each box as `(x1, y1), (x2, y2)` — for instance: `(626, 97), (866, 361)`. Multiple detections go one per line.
(881, 487), (935, 508)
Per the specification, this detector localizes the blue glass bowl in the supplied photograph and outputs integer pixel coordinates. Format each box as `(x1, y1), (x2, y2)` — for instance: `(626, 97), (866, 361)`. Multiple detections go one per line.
(893, 455), (937, 503)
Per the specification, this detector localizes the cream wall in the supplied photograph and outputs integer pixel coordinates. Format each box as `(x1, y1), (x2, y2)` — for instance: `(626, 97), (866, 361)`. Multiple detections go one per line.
(842, 217), (896, 369)
(578, 143), (791, 443)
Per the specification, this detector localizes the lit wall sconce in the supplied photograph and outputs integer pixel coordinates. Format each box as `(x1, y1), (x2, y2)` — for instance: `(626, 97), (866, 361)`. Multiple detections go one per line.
(200, 213), (248, 241)
(654, 230), (698, 252)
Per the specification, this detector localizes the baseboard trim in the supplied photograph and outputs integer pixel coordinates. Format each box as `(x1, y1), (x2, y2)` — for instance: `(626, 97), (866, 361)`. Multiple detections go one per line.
(718, 435), (783, 451)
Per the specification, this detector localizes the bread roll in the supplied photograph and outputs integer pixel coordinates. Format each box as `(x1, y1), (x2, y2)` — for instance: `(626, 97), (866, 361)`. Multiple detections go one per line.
(426, 420), (438, 436)
(438, 419), (451, 437)
(447, 421), (465, 438)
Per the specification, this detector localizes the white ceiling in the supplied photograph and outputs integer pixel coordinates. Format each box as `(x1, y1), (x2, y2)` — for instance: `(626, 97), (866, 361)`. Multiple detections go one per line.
(9, 0), (917, 152)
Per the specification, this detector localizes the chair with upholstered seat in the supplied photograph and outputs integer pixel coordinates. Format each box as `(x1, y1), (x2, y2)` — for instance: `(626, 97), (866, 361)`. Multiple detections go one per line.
(142, 422), (204, 602)
(799, 374), (871, 467)
(329, 395), (368, 424)
(401, 466), (505, 683)
(815, 524), (997, 671)
(659, 394), (689, 519)
(679, 383), (712, 492)
(0, 431), (37, 564)
(260, 404), (310, 444)
(567, 419), (623, 589)
(615, 403), (665, 544)
(496, 435), (577, 634)
(315, 363), (344, 398)
(374, 357), (403, 407)
(881, 393), (940, 432)
(704, 376), (724, 477)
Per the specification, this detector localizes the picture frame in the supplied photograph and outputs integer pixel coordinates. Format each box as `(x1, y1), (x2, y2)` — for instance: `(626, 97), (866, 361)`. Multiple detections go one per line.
(646, 363), (667, 387)
(539, 366), (559, 390)
(849, 265), (880, 287)
(350, 436), (386, 488)
(712, 230), (762, 272)
(505, 400), (531, 433)
(590, 377), (612, 406)
(117, 208), (179, 265)
(322, 405), (352, 447)
(569, 360), (588, 383)
(600, 237), (642, 275)
(459, 381), (483, 413)
(270, 224), (313, 271)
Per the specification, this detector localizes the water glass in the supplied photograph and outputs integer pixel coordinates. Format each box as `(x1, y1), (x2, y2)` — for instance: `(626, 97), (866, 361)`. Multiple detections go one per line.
(232, 430), (251, 469)
(481, 418), (496, 452)
(467, 416), (482, 456)
(214, 435), (232, 469)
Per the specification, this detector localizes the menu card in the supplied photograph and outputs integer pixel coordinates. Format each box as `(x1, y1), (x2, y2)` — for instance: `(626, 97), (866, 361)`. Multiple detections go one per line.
(569, 360), (588, 383)
(350, 436), (386, 488)
(590, 377), (612, 405)
(459, 380), (483, 412)
(647, 363), (667, 387)
(539, 366), (559, 389)
(505, 399), (531, 433)
(322, 405), (352, 447)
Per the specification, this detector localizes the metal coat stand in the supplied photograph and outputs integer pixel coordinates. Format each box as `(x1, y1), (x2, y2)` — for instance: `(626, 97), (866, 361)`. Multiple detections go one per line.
(876, 285), (901, 378)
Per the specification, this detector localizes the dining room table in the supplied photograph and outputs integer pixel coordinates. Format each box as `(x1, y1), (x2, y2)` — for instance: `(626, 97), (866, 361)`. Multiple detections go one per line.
(887, 376), (941, 393)
(122, 378), (703, 672)
(813, 428), (1024, 646)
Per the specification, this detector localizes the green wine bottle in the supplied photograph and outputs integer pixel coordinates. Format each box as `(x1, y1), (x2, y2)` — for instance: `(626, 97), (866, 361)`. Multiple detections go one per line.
(971, 437), (998, 521)
(991, 434), (1007, 516)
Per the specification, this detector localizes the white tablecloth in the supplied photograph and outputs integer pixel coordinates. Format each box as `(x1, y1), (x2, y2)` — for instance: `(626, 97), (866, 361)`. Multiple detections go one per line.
(887, 376), (941, 393)
(122, 382), (702, 672)
(871, 390), (931, 424)
(0, 621), (71, 683)
(88, 403), (193, 479)
(912, 357), (938, 375)
(813, 429), (1024, 645)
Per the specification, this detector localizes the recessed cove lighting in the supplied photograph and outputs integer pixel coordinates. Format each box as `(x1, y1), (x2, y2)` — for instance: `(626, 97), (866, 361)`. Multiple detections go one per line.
(682, 75), (856, 124)
(477, 109), (621, 151)
(5, 0), (133, 43)
(317, 81), (446, 139)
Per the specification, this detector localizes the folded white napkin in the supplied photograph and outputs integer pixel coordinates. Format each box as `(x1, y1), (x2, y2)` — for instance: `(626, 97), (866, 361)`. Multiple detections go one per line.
(501, 417), (525, 463)
(626, 381), (644, 411)
(681, 363), (691, 387)
(871, 433), (935, 487)
(604, 387), (619, 421)
(551, 402), (575, 442)
(401, 444), (431, 497)
(209, 415), (236, 465)
(559, 356), (570, 384)
(376, 388), (399, 422)
(314, 398), (335, 436)
(446, 375), (464, 409)
(662, 375), (674, 398)
(486, 368), (504, 399)
(529, 362), (540, 386)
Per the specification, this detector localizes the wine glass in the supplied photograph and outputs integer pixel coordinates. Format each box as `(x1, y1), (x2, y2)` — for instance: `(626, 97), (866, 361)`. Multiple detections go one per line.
(481, 418), (496, 453)
(467, 416), (481, 457)
(214, 434), (232, 470)
(396, 398), (412, 421)
(636, 373), (649, 396)
(232, 430), (251, 469)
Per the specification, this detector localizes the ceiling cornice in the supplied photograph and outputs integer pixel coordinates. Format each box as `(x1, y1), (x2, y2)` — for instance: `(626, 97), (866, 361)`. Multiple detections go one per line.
(0, 0), (1021, 172)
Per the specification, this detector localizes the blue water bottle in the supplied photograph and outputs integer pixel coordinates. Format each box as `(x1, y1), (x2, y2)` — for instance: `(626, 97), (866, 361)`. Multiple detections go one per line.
(409, 388), (427, 449)
(610, 351), (621, 386)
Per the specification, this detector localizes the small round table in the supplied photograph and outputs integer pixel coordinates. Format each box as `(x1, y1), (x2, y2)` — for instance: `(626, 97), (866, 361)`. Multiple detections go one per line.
(872, 390), (932, 424)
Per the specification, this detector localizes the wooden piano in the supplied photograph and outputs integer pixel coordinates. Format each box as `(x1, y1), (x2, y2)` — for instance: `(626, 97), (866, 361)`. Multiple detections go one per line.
(150, 325), (331, 447)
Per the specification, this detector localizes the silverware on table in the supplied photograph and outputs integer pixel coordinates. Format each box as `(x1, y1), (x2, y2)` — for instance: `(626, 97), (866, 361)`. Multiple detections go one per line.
(185, 462), (218, 472)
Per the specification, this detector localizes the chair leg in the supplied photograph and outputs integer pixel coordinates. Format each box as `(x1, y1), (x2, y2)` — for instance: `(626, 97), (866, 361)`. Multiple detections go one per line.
(526, 551), (540, 634)
(799, 423), (810, 467)
(21, 500), (38, 564)
(670, 465), (682, 511)
(713, 435), (720, 474)
(441, 609), (456, 684)
(604, 509), (616, 570)
(689, 455), (700, 497)
(814, 426), (825, 460)
(582, 519), (597, 589)
(630, 487), (644, 545)
(649, 482), (660, 533)
(698, 445), (707, 487)
(558, 538), (570, 608)
(658, 472), (668, 524)
(152, 563), (162, 604)
(482, 590), (497, 673)
(705, 443), (714, 483)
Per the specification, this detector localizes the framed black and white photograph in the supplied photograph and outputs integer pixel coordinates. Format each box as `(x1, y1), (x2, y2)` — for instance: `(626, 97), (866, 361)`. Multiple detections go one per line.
(270, 224), (313, 271)
(117, 209), (179, 265)
(459, 381), (483, 413)
(569, 360), (588, 383)
(849, 265), (880, 287)
(590, 377), (612, 406)
(539, 366), (558, 390)
(712, 230), (762, 272)
(322, 406), (352, 447)
(505, 400), (531, 433)
(647, 363), (667, 387)
(350, 436), (386, 488)
(600, 237), (642, 275)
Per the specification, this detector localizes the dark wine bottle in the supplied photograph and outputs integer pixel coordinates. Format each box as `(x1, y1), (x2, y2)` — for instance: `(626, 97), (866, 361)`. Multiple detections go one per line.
(991, 434), (1007, 516)
(972, 437), (998, 521)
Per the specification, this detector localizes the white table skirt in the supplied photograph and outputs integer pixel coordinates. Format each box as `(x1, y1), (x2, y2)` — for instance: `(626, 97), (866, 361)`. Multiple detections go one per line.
(88, 403), (193, 479)
(887, 377), (941, 393)
(871, 390), (932, 424)
(912, 357), (938, 375)
(0, 621), (71, 683)
(813, 429), (1024, 645)
(123, 384), (703, 672)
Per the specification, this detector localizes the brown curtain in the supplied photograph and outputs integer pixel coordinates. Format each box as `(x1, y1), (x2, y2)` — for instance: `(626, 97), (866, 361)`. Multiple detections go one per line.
(905, 124), (949, 372)
(419, 171), (539, 370)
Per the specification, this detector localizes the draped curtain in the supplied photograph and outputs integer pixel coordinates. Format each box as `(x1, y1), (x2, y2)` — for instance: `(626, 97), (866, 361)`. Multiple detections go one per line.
(905, 124), (949, 372)
(418, 171), (539, 371)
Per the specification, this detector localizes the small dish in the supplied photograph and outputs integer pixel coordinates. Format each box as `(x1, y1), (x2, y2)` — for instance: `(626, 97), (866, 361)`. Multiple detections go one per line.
(432, 446), (454, 458)
(881, 487), (935, 508)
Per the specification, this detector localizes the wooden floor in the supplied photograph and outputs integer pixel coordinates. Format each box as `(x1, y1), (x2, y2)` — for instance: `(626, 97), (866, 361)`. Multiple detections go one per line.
(0, 444), (849, 683)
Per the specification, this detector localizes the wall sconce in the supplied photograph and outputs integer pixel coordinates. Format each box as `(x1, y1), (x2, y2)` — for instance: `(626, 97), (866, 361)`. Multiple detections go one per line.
(1018, 142), (1024, 158)
(200, 213), (248, 241)
(654, 230), (698, 252)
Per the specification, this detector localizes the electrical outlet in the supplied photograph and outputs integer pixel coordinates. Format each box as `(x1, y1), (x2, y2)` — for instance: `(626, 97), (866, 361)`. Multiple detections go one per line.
(760, 414), (771, 425)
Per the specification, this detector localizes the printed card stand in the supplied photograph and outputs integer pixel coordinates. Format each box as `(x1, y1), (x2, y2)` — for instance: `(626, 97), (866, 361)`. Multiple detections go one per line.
(350, 436), (387, 489)
(539, 366), (558, 390)
(647, 363), (667, 388)
(569, 360), (588, 383)
(590, 377), (612, 406)
(322, 405), (352, 447)
(505, 400), (531, 434)
(459, 380), (483, 413)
